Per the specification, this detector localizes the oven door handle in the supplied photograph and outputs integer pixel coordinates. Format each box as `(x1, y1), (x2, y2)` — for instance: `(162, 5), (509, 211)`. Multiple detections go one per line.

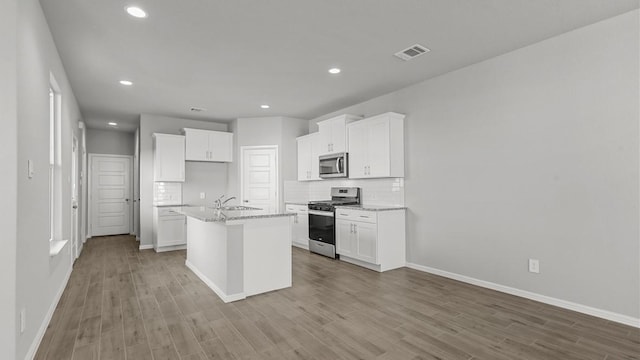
(308, 210), (334, 217)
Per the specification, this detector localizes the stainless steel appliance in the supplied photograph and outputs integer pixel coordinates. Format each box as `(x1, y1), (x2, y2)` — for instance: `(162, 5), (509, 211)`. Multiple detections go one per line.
(319, 152), (348, 178)
(308, 187), (360, 258)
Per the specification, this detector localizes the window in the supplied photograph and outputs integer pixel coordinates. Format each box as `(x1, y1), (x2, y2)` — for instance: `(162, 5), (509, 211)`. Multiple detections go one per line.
(49, 78), (61, 244)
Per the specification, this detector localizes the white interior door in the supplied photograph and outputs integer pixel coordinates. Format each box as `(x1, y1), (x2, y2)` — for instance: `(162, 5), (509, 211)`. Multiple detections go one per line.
(90, 154), (131, 236)
(71, 135), (79, 259)
(241, 146), (278, 212)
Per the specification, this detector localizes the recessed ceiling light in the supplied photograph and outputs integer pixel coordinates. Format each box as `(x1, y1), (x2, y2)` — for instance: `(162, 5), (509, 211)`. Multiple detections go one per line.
(108, 122), (118, 126)
(328, 68), (341, 74)
(126, 6), (147, 18)
(119, 80), (133, 86)
(260, 104), (270, 109)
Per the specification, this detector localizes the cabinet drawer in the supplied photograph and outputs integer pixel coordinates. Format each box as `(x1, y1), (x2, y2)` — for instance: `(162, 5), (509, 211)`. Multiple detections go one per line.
(286, 204), (308, 213)
(335, 209), (377, 223)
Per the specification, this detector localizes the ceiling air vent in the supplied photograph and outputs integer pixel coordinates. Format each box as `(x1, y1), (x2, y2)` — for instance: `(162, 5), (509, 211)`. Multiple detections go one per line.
(394, 44), (430, 61)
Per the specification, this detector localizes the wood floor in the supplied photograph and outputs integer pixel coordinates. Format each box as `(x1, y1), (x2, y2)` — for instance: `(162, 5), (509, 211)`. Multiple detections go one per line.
(35, 235), (639, 360)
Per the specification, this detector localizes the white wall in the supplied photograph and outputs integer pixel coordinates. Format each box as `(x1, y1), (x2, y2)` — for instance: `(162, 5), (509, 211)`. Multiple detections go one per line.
(0, 0), (18, 358)
(139, 114), (228, 248)
(310, 10), (639, 320)
(86, 128), (135, 155)
(16, 0), (83, 358)
(229, 117), (308, 212)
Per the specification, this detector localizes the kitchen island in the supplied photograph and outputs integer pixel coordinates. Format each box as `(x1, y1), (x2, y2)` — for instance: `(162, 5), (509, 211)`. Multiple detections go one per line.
(170, 206), (294, 303)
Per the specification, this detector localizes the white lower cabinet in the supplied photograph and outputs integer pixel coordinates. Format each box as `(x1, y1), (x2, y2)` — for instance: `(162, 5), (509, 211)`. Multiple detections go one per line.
(285, 204), (309, 249)
(153, 207), (186, 252)
(336, 208), (405, 272)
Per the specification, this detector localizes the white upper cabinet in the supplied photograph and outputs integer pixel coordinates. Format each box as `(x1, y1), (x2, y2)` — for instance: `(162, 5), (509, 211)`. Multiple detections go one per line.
(317, 114), (362, 155)
(183, 128), (233, 162)
(297, 133), (321, 181)
(153, 133), (185, 182)
(347, 112), (405, 179)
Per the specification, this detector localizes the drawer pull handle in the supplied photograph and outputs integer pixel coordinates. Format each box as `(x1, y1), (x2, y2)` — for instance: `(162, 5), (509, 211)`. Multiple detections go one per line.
(359, 215), (369, 218)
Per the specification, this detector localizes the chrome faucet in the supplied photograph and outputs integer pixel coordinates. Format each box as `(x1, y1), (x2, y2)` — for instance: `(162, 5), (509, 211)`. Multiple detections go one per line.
(222, 196), (236, 205)
(214, 195), (236, 209)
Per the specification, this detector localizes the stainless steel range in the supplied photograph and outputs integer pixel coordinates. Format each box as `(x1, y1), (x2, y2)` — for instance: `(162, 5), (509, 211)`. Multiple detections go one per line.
(308, 187), (360, 258)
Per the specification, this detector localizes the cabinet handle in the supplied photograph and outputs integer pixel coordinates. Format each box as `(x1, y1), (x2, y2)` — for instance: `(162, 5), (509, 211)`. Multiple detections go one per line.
(353, 224), (357, 233)
(359, 215), (370, 218)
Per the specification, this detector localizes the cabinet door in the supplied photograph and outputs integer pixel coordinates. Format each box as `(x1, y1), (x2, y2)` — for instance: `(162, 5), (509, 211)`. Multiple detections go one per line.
(185, 130), (209, 161)
(335, 220), (354, 256)
(355, 221), (378, 264)
(317, 120), (333, 155)
(366, 117), (391, 178)
(297, 137), (311, 181)
(330, 117), (347, 153)
(154, 135), (185, 181)
(309, 133), (321, 180)
(296, 211), (309, 247)
(347, 121), (368, 178)
(209, 131), (233, 162)
(157, 216), (186, 247)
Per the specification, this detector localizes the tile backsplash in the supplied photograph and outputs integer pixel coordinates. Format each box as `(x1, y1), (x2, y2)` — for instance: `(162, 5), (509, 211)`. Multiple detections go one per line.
(284, 178), (404, 206)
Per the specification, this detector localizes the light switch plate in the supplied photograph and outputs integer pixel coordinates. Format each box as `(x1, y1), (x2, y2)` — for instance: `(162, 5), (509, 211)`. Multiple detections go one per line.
(20, 308), (26, 333)
(27, 160), (34, 179)
(528, 259), (540, 273)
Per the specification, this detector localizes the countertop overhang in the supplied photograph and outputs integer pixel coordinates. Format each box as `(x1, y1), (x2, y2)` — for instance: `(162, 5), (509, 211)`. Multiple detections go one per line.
(170, 205), (295, 222)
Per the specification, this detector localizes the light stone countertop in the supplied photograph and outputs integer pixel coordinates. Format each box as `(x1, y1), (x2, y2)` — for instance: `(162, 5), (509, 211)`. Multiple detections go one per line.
(334, 204), (407, 212)
(169, 205), (295, 222)
(285, 201), (309, 206)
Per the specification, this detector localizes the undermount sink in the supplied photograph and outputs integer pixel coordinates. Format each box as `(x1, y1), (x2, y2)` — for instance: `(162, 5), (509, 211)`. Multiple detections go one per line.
(213, 205), (262, 211)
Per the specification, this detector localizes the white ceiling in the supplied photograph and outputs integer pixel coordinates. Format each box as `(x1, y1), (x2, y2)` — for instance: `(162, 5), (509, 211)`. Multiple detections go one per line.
(40, 0), (639, 132)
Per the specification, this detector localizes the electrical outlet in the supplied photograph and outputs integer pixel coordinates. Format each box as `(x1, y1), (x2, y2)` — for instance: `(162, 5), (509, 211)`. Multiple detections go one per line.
(20, 308), (26, 334)
(528, 259), (540, 273)
(200, 192), (206, 199)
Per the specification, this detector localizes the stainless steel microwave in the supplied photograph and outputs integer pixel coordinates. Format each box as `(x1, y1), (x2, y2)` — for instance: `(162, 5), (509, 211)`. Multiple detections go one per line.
(319, 153), (348, 178)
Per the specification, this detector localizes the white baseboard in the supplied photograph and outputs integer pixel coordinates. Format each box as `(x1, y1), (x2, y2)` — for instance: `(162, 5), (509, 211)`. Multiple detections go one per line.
(292, 242), (309, 250)
(405, 262), (640, 328)
(340, 255), (382, 272)
(138, 244), (153, 250)
(185, 260), (245, 303)
(154, 244), (186, 253)
(25, 265), (73, 360)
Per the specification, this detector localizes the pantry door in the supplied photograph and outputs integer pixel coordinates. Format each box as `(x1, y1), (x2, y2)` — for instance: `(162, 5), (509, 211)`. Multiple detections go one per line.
(241, 146), (278, 213)
(89, 154), (132, 236)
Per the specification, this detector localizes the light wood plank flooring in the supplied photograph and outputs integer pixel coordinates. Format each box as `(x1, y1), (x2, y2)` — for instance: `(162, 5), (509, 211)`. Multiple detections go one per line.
(35, 235), (639, 360)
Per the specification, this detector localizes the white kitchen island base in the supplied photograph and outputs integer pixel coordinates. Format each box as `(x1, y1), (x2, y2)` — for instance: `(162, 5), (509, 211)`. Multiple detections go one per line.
(185, 215), (292, 303)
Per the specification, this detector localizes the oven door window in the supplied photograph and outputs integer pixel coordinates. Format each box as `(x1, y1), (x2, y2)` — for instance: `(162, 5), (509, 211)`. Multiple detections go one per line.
(309, 214), (335, 245)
